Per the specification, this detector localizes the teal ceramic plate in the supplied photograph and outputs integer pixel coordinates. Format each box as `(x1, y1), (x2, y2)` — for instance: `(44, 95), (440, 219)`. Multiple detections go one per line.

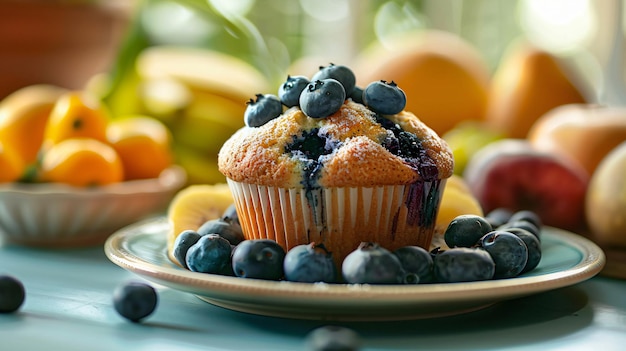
(105, 217), (606, 321)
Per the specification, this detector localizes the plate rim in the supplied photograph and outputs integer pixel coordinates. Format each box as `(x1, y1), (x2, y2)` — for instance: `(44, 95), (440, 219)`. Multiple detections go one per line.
(104, 217), (606, 306)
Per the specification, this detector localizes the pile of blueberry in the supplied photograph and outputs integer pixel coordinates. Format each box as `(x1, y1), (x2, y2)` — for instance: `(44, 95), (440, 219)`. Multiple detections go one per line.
(173, 205), (543, 284)
(244, 63), (407, 127)
(435, 209), (543, 282)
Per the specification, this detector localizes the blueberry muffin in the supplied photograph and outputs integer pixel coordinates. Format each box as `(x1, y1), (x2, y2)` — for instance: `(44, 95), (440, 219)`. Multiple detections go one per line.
(218, 64), (454, 265)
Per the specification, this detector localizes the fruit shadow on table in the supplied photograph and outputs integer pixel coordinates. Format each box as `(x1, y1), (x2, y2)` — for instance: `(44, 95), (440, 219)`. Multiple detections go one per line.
(225, 285), (591, 348)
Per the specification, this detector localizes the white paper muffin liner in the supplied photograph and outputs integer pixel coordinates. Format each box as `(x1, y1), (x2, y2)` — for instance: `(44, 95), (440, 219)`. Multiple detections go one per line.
(227, 179), (446, 264)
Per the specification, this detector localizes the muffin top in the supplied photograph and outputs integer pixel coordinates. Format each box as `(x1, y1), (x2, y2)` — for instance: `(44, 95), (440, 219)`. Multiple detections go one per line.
(218, 65), (454, 188)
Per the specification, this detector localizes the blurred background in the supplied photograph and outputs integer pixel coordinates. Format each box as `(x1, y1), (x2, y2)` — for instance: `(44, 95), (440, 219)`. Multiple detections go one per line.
(1, 0), (624, 185)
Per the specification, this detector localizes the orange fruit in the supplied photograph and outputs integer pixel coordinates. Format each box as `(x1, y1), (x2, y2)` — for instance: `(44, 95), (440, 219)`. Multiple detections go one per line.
(43, 91), (110, 148)
(106, 116), (173, 180)
(39, 138), (124, 186)
(355, 30), (491, 136)
(0, 84), (67, 165)
(485, 39), (587, 139)
(0, 139), (25, 183)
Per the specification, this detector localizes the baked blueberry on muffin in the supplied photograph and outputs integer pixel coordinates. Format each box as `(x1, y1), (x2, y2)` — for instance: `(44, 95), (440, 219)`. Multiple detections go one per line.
(218, 63), (454, 265)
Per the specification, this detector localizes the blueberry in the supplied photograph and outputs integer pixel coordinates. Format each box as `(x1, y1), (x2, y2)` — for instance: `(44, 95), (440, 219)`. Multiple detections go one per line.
(284, 243), (337, 283)
(278, 75), (310, 107)
(173, 230), (202, 269)
(433, 247), (495, 283)
(222, 204), (240, 225)
(113, 281), (158, 323)
(299, 79), (346, 119)
(393, 246), (433, 283)
(508, 210), (543, 230)
(505, 228), (542, 273)
(478, 231), (528, 279)
(498, 220), (541, 241)
(342, 242), (407, 285)
(0, 275), (25, 313)
(197, 217), (244, 245)
(362, 80), (406, 115)
(311, 63), (356, 96)
(186, 234), (233, 275)
(485, 208), (513, 228)
(306, 325), (361, 351)
(444, 214), (493, 248)
(349, 86), (364, 104)
(244, 93), (283, 127)
(232, 239), (286, 280)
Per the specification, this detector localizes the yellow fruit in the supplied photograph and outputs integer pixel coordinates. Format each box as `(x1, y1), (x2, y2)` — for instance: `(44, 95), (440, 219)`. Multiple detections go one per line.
(485, 38), (588, 139)
(136, 46), (270, 104)
(43, 91), (110, 148)
(585, 141), (626, 248)
(0, 139), (25, 183)
(166, 184), (234, 263)
(0, 84), (67, 165)
(442, 121), (505, 175)
(355, 30), (491, 136)
(435, 175), (484, 236)
(107, 116), (173, 180)
(39, 138), (124, 186)
(173, 145), (226, 185)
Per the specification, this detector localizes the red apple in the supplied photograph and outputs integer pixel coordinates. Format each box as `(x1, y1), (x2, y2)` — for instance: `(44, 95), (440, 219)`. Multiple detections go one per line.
(463, 139), (589, 231)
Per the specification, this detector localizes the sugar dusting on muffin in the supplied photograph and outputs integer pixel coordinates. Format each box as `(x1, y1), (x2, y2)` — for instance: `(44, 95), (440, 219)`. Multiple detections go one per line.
(219, 98), (453, 188)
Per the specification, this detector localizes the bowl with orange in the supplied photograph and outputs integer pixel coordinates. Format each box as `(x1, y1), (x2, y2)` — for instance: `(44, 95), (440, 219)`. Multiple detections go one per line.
(0, 87), (187, 247)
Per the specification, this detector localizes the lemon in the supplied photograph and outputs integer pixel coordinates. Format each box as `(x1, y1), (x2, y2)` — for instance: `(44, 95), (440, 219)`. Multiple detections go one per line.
(166, 184), (234, 263)
(435, 175), (484, 240)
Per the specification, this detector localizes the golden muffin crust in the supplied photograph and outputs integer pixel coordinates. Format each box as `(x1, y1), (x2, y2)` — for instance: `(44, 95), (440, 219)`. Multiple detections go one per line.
(218, 100), (453, 188)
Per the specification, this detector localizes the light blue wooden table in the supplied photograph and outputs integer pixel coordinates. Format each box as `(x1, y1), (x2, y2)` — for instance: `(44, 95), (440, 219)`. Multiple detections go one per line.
(1, 241), (625, 351)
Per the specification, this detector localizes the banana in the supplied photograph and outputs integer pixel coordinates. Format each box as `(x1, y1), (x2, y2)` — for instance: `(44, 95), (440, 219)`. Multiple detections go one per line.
(0, 84), (67, 165)
(172, 144), (226, 185)
(136, 45), (270, 103)
(166, 183), (234, 263)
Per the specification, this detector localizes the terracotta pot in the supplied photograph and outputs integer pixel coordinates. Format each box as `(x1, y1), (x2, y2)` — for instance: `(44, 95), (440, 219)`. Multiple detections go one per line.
(0, 1), (133, 99)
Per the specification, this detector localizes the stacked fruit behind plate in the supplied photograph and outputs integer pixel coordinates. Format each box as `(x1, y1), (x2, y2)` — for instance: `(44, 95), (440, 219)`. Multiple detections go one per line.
(0, 84), (186, 246)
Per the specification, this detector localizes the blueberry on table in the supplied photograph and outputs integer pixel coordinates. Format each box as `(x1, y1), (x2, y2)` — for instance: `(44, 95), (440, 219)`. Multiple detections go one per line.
(283, 243), (338, 283)
(231, 239), (286, 280)
(362, 80), (407, 115)
(173, 230), (202, 269)
(244, 93), (283, 127)
(433, 247), (495, 283)
(299, 79), (346, 119)
(478, 231), (529, 279)
(444, 214), (493, 248)
(278, 75), (310, 107)
(186, 234), (233, 275)
(197, 217), (244, 245)
(393, 246), (434, 283)
(0, 275), (25, 313)
(342, 242), (407, 285)
(113, 281), (158, 323)
(311, 63), (357, 96)
(305, 325), (361, 351)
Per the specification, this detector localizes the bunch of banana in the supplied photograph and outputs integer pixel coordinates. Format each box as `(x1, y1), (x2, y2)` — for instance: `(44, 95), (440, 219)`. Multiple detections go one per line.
(103, 46), (271, 185)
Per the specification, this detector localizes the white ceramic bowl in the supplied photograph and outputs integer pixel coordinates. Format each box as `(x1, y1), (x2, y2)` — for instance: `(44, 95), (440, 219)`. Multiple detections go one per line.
(0, 166), (186, 247)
